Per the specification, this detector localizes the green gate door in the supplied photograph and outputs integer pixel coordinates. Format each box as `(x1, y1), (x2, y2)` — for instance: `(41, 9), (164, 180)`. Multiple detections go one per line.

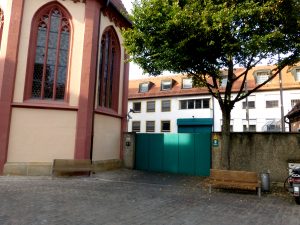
(135, 133), (211, 176)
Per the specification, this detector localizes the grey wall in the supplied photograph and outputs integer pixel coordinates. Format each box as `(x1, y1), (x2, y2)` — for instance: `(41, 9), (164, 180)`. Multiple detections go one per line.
(212, 133), (300, 182)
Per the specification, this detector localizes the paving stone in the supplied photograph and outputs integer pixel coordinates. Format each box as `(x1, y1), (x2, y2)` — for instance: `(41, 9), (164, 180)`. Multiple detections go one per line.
(0, 169), (299, 225)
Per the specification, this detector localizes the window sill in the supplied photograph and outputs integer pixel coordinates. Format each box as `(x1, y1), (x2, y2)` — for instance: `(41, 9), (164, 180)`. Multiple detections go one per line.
(94, 107), (122, 118)
(12, 101), (77, 111)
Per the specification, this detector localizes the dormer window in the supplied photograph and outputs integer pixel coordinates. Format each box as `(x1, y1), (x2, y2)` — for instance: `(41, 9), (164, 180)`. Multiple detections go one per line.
(182, 78), (192, 89)
(161, 80), (172, 91)
(139, 82), (150, 93)
(220, 77), (228, 87)
(291, 68), (300, 82)
(254, 70), (271, 84)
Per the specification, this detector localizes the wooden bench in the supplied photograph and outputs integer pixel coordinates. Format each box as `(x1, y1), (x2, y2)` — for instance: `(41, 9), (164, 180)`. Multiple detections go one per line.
(206, 169), (261, 197)
(52, 159), (93, 177)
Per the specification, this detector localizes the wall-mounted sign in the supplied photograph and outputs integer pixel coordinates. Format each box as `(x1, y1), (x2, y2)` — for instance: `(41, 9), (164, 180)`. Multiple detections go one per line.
(212, 135), (219, 147)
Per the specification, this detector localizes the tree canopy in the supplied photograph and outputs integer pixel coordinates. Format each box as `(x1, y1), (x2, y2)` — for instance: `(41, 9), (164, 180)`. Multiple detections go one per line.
(122, 0), (300, 168)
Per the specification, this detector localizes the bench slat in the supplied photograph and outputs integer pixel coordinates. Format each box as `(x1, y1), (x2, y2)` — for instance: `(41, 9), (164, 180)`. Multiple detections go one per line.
(206, 169), (261, 197)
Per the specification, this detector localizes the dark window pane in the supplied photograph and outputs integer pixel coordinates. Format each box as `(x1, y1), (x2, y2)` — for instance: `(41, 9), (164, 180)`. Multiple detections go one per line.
(133, 102), (141, 112)
(32, 63), (43, 98)
(161, 121), (170, 132)
(187, 100), (194, 109)
(195, 99), (202, 109)
(180, 100), (187, 109)
(44, 65), (54, 99)
(203, 99), (210, 108)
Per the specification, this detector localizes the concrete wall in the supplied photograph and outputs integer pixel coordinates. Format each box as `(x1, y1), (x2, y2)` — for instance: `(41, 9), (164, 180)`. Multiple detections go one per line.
(7, 108), (76, 162)
(92, 114), (121, 161)
(212, 132), (300, 182)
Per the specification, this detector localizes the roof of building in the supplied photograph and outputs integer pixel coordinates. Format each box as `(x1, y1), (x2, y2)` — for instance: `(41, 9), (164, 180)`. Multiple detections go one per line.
(128, 64), (300, 100)
(286, 102), (300, 120)
(110, 0), (127, 14)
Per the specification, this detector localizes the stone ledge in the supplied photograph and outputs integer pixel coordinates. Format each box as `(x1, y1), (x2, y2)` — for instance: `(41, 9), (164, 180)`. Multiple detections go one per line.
(93, 159), (122, 172)
(3, 162), (52, 176)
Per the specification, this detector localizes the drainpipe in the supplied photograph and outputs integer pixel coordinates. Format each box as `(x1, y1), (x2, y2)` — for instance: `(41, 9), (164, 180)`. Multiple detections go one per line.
(212, 97), (215, 132)
(278, 54), (285, 132)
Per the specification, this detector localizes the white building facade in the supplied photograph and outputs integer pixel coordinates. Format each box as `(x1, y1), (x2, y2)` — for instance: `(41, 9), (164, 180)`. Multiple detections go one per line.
(128, 65), (300, 133)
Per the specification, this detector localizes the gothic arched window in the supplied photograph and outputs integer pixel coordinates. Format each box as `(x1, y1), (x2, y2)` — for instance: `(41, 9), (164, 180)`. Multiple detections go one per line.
(0, 8), (4, 48)
(98, 26), (121, 112)
(25, 3), (72, 101)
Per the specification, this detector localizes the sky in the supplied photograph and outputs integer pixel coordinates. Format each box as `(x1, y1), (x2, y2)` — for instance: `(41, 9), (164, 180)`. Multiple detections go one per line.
(122, 0), (145, 80)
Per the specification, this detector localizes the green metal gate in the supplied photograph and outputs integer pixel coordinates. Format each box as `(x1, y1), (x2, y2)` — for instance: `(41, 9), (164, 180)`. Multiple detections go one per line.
(135, 133), (211, 176)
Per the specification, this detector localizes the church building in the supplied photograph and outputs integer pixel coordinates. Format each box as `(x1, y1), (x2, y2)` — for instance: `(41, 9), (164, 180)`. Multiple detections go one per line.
(0, 0), (131, 175)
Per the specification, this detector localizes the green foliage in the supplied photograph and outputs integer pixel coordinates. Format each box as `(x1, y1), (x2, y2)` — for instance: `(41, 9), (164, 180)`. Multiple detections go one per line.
(123, 0), (299, 77)
(123, 0), (300, 169)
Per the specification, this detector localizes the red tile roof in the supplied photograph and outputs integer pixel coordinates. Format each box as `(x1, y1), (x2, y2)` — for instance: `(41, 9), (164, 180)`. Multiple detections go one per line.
(128, 64), (300, 100)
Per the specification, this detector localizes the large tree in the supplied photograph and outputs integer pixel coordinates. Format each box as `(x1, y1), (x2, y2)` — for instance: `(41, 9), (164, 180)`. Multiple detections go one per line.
(122, 0), (300, 169)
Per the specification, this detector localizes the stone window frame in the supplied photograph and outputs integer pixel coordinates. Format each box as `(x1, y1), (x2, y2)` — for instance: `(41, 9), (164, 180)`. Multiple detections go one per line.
(146, 120), (155, 132)
(146, 100), (155, 112)
(24, 2), (73, 102)
(132, 121), (141, 132)
(97, 26), (121, 113)
(161, 99), (171, 112)
(133, 101), (141, 113)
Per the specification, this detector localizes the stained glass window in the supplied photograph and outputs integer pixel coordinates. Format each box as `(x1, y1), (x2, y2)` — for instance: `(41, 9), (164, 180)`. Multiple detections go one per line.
(31, 5), (71, 101)
(98, 27), (120, 110)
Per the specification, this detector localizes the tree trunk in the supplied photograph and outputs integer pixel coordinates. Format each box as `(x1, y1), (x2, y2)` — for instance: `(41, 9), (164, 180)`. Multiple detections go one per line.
(221, 109), (231, 169)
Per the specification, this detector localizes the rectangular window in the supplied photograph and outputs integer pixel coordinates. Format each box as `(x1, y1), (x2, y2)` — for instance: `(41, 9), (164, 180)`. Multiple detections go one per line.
(266, 100), (278, 108)
(202, 99), (210, 108)
(146, 101), (155, 112)
(180, 100), (187, 109)
(132, 121), (140, 132)
(133, 102), (141, 112)
(182, 78), (192, 89)
(139, 82), (149, 93)
(221, 77), (227, 87)
(256, 71), (270, 84)
(296, 69), (300, 81)
(243, 125), (256, 132)
(180, 99), (210, 109)
(161, 121), (171, 132)
(146, 121), (155, 132)
(291, 99), (300, 107)
(161, 80), (172, 90)
(187, 100), (194, 109)
(242, 101), (255, 109)
(161, 100), (171, 112)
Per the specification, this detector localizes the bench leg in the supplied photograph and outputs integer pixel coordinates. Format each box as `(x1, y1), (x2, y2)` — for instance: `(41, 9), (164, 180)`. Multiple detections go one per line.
(209, 184), (212, 194)
(257, 187), (261, 198)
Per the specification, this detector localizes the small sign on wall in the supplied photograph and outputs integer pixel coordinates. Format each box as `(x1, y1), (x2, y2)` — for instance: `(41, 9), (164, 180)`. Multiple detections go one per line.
(212, 134), (219, 147)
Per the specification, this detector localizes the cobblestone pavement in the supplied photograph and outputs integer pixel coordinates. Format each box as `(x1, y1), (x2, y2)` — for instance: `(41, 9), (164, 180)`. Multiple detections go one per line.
(0, 169), (299, 225)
